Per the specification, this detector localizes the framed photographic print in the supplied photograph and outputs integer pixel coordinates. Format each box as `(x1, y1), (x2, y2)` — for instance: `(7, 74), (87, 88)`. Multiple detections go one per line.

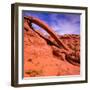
(11, 3), (88, 87)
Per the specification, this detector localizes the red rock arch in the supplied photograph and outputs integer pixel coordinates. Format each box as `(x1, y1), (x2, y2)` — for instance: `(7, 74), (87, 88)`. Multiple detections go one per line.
(24, 16), (72, 52)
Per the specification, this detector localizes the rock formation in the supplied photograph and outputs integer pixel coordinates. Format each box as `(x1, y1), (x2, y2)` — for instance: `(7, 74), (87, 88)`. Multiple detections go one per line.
(24, 16), (80, 77)
(24, 16), (72, 52)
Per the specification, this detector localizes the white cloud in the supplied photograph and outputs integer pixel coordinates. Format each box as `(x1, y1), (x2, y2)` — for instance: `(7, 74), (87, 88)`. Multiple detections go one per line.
(50, 14), (80, 35)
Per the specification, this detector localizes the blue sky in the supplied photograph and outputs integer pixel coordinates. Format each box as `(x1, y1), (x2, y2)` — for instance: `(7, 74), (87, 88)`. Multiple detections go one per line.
(22, 11), (80, 35)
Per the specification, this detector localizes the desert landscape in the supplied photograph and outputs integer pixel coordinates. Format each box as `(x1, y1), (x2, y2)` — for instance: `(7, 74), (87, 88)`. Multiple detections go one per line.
(24, 16), (80, 77)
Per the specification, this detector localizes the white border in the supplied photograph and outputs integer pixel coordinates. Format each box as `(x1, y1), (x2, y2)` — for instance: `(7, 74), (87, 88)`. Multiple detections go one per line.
(18, 6), (86, 84)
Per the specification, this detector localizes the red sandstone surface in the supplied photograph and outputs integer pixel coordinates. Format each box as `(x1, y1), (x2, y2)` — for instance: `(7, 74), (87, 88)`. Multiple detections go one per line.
(24, 16), (80, 77)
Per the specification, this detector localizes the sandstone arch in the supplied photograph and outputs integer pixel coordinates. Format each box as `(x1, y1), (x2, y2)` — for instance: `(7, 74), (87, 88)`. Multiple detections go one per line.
(24, 16), (72, 53)
(24, 16), (80, 67)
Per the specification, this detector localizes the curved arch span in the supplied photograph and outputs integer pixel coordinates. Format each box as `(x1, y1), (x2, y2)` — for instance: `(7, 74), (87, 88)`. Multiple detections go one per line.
(24, 16), (72, 52)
